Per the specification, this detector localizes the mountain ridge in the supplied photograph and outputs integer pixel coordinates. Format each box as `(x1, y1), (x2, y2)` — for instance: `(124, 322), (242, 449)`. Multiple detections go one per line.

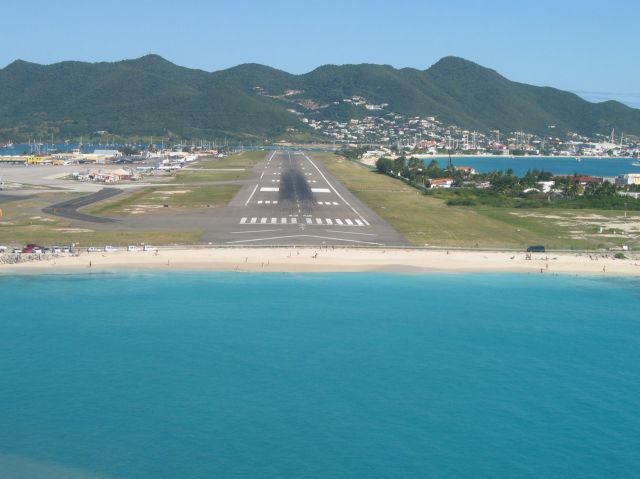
(1, 54), (639, 141)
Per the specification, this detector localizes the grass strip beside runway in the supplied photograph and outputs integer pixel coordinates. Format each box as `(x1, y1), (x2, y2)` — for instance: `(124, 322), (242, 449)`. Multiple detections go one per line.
(85, 185), (240, 216)
(317, 153), (634, 250)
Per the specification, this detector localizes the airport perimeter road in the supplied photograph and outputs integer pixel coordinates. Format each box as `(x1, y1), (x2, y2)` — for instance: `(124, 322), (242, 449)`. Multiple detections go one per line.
(203, 151), (408, 246)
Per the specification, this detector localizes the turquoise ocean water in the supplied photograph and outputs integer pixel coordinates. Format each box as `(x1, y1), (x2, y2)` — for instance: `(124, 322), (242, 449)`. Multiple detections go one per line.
(1, 272), (639, 478)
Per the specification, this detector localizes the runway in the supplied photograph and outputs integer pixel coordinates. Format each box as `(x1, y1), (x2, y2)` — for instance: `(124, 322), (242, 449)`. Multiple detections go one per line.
(204, 151), (408, 246)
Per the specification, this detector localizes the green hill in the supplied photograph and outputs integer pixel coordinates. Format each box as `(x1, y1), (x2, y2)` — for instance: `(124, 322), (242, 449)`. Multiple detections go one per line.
(1, 54), (639, 141)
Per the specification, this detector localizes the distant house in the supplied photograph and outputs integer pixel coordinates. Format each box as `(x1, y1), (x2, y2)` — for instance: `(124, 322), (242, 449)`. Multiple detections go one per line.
(537, 181), (555, 193)
(555, 175), (603, 187)
(109, 168), (133, 181)
(574, 176), (603, 186)
(622, 174), (640, 185)
(456, 166), (476, 175)
(75, 167), (137, 183)
(430, 178), (454, 189)
(92, 149), (121, 158)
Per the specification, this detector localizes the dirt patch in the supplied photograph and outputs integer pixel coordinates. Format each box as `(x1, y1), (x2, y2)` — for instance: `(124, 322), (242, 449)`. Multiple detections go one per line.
(55, 228), (95, 233)
(155, 190), (191, 195)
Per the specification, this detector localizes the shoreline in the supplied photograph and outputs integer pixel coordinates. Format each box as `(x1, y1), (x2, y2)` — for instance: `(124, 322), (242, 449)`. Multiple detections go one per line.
(401, 154), (639, 160)
(1, 247), (639, 276)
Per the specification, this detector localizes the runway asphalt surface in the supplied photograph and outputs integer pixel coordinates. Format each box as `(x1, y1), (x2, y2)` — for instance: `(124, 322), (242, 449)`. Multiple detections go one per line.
(203, 151), (408, 246)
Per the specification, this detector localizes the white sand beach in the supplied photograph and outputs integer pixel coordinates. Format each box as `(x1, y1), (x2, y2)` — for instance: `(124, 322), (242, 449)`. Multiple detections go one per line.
(1, 247), (639, 276)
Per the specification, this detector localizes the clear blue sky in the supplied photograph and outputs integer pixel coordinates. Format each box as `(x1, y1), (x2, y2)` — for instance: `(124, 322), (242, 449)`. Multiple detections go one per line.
(4, 0), (639, 106)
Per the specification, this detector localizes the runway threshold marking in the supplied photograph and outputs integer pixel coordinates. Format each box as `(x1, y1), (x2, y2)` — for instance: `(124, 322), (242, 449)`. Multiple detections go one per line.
(238, 217), (365, 226)
(302, 153), (368, 223)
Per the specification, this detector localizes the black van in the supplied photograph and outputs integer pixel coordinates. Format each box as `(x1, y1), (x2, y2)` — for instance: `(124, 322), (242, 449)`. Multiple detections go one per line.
(526, 245), (546, 253)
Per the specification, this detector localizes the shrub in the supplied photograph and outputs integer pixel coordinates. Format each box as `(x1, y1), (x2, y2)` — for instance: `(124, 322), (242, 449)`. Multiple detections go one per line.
(446, 198), (476, 206)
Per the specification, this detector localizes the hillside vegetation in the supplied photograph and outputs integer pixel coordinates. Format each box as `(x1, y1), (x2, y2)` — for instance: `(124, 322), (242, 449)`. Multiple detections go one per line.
(2, 55), (639, 140)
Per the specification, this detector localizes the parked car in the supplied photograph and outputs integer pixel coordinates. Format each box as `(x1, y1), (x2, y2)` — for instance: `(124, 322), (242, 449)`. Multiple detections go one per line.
(87, 247), (102, 253)
(104, 246), (119, 252)
(0, 245), (7, 253)
(62, 246), (71, 253)
(127, 246), (139, 252)
(526, 245), (546, 253)
(143, 245), (158, 252)
(12, 248), (22, 254)
(21, 247), (34, 254)
(52, 247), (62, 254)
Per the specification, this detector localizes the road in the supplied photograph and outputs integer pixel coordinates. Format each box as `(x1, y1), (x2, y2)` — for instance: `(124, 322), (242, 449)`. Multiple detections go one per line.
(202, 151), (408, 246)
(42, 188), (122, 223)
